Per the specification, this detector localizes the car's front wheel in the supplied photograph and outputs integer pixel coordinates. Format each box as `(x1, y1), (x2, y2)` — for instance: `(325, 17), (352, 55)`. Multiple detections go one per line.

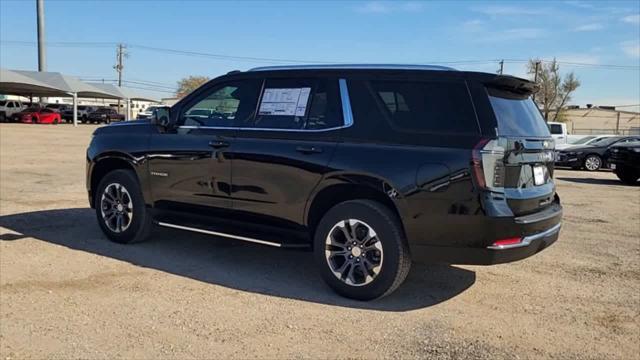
(584, 154), (602, 171)
(314, 200), (411, 300)
(95, 169), (153, 244)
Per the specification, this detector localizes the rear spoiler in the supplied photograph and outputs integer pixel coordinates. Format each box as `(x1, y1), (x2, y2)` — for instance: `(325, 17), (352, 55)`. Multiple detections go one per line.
(484, 75), (539, 96)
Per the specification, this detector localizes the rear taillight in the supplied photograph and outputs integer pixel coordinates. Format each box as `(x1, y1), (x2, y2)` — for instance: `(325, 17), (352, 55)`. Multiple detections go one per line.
(488, 237), (523, 249)
(472, 138), (506, 191)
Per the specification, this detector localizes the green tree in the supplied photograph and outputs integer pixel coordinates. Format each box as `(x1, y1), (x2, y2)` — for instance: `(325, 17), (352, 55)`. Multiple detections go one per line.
(528, 58), (580, 122)
(176, 76), (210, 98)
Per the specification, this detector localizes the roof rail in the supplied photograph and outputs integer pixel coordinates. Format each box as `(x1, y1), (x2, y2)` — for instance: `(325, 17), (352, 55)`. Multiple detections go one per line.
(248, 64), (457, 72)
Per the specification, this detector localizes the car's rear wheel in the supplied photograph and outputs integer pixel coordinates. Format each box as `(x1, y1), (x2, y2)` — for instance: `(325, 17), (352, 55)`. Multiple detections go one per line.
(104, 117), (111, 124)
(615, 166), (640, 185)
(95, 169), (152, 244)
(584, 154), (602, 171)
(314, 200), (411, 300)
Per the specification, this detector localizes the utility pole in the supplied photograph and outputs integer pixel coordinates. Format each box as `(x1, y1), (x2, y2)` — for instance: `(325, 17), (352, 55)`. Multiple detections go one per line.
(114, 44), (125, 114)
(498, 59), (504, 75)
(36, 0), (46, 72)
(615, 111), (621, 135)
(36, 0), (47, 104)
(115, 43), (124, 87)
(532, 60), (541, 103)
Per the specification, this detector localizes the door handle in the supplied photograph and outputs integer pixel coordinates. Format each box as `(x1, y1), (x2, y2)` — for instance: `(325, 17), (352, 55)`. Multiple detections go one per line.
(296, 146), (323, 154)
(209, 140), (230, 149)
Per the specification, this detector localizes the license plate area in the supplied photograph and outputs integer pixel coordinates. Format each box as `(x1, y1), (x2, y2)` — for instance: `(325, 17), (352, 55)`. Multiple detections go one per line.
(533, 165), (545, 185)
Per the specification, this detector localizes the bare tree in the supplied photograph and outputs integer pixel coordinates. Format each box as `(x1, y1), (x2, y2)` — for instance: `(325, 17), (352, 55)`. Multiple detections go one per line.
(176, 76), (210, 98)
(527, 58), (580, 122)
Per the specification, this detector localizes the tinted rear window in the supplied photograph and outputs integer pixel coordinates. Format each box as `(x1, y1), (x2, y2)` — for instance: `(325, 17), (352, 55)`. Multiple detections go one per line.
(488, 90), (550, 137)
(370, 80), (478, 134)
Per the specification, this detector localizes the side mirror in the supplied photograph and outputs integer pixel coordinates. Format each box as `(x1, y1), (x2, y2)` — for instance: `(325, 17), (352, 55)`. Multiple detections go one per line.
(151, 106), (172, 130)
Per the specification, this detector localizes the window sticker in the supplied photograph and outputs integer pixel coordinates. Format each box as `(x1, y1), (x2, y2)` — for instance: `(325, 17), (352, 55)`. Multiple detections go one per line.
(258, 88), (311, 116)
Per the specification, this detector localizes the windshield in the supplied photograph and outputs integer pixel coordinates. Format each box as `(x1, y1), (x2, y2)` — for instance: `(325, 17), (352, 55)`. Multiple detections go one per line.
(145, 106), (158, 112)
(0, 101), (6, 106)
(590, 137), (623, 147)
(488, 93), (550, 137)
(570, 136), (596, 145)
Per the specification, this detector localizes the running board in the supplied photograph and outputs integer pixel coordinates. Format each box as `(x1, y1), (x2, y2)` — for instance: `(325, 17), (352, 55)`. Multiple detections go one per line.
(157, 222), (282, 248)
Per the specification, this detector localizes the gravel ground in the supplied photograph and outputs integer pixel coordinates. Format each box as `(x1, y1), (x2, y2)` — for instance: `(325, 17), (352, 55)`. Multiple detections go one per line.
(1, 123), (638, 359)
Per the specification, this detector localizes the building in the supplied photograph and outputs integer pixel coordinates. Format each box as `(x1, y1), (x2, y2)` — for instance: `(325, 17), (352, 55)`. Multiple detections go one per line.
(553, 105), (640, 135)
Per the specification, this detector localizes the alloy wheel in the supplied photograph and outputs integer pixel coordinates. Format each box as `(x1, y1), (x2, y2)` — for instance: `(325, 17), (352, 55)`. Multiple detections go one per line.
(585, 156), (601, 171)
(100, 183), (134, 233)
(325, 219), (383, 286)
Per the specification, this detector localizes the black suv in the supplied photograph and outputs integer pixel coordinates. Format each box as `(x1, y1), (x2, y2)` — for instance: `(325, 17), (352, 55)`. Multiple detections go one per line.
(606, 141), (640, 184)
(87, 65), (562, 300)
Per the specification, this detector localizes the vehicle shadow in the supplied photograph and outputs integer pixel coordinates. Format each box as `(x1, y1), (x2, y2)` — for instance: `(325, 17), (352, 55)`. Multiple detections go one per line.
(0, 208), (476, 312)
(556, 176), (627, 186)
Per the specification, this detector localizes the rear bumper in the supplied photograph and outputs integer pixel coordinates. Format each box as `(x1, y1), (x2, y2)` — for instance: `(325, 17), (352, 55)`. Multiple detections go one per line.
(411, 202), (562, 265)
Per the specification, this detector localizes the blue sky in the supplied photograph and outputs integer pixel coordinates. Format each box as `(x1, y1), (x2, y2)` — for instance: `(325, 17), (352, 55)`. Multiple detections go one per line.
(1, 0), (639, 109)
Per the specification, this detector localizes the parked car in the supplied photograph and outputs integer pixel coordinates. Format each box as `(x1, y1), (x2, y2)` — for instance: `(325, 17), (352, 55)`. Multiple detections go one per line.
(556, 135), (640, 171)
(0, 100), (27, 122)
(87, 107), (125, 124)
(87, 65), (562, 300)
(14, 106), (62, 124)
(555, 135), (616, 150)
(605, 141), (640, 185)
(136, 105), (161, 120)
(45, 103), (72, 114)
(62, 105), (96, 123)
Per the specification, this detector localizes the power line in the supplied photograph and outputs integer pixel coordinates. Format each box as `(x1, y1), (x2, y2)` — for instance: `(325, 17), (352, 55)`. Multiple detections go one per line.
(502, 59), (640, 70)
(4, 40), (638, 70)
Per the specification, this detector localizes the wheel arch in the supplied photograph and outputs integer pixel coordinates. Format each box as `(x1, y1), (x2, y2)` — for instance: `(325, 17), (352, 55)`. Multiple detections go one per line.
(89, 152), (146, 208)
(305, 175), (409, 244)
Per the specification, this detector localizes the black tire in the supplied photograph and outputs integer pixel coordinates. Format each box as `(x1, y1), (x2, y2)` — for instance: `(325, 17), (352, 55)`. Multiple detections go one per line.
(82, 115), (87, 121)
(53, 118), (59, 125)
(583, 154), (602, 171)
(104, 117), (111, 124)
(0, 112), (6, 122)
(313, 200), (411, 300)
(94, 169), (153, 244)
(615, 166), (640, 185)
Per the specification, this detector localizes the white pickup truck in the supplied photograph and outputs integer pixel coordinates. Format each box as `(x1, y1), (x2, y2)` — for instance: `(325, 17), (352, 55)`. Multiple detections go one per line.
(547, 121), (589, 145)
(0, 100), (26, 122)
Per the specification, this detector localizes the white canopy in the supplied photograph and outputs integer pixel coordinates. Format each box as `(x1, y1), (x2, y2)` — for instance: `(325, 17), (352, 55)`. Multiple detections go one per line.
(12, 70), (121, 99)
(0, 68), (69, 97)
(1, 68), (160, 126)
(90, 83), (159, 102)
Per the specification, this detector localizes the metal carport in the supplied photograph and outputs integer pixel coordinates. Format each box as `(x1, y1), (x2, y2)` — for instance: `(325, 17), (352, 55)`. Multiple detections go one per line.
(90, 83), (159, 119)
(11, 70), (123, 126)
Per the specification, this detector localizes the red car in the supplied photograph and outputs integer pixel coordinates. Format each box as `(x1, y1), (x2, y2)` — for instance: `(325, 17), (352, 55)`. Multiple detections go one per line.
(14, 107), (62, 124)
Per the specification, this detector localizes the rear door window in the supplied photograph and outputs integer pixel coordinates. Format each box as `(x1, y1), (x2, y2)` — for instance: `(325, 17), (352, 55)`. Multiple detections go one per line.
(250, 78), (343, 130)
(369, 80), (479, 134)
(488, 89), (550, 137)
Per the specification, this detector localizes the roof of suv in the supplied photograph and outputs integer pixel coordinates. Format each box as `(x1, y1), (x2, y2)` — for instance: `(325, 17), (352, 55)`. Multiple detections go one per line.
(248, 64), (457, 72)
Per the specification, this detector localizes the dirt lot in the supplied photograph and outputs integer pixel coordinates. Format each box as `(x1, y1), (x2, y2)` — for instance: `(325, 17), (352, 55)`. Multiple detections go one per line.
(0, 123), (638, 359)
